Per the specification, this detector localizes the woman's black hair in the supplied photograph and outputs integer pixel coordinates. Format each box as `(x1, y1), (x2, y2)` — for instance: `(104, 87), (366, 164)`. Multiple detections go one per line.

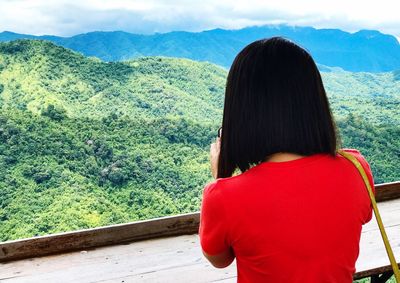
(217, 36), (341, 178)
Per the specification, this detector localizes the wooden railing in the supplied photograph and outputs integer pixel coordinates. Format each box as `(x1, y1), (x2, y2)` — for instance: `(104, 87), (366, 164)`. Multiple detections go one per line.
(0, 181), (399, 282)
(1, 181), (399, 263)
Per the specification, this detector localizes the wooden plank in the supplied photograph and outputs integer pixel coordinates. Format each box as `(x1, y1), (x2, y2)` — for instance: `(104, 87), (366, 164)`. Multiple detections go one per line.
(375, 181), (400, 202)
(0, 181), (399, 263)
(354, 200), (400, 278)
(1, 196), (399, 283)
(0, 235), (237, 283)
(0, 212), (200, 262)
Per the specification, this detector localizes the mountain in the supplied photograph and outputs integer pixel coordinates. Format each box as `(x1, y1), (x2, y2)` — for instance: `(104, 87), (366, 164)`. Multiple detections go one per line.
(0, 40), (398, 126)
(0, 39), (226, 122)
(1, 25), (400, 72)
(0, 40), (399, 241)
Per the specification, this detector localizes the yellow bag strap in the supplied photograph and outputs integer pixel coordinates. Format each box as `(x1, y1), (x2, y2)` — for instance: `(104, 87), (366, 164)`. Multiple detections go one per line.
(337, 149), (400, 282)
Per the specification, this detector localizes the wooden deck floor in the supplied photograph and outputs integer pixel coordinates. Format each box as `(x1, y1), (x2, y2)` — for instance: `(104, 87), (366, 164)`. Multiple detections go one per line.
(1, 198), (399, 283)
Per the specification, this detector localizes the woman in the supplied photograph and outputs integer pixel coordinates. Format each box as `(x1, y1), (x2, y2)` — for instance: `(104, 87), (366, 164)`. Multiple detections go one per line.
(199, 37), (374, 283)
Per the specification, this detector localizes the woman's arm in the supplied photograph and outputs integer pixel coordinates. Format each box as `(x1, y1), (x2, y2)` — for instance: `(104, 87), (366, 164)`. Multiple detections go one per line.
(201, 134), (235, 268)
(210, 136), (220, 179)
(202, 247), (235, 268)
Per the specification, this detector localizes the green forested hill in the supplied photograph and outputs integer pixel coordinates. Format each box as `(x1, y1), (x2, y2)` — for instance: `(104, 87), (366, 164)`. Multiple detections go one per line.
(0, 40), (226, 122)
(0, 40), (399, 241)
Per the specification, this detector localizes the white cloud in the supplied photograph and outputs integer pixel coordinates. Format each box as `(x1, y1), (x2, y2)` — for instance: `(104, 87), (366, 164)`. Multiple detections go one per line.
(0, 0), (399, 40)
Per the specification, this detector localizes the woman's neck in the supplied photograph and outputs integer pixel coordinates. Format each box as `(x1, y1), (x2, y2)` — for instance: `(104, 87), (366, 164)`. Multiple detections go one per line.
(265, 152), (306, 162)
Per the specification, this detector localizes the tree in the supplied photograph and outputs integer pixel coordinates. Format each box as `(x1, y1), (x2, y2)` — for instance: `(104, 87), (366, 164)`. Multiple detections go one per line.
(41, 104), (67, 121)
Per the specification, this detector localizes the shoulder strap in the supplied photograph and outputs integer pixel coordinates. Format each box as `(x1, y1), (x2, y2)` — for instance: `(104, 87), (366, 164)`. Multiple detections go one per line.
(337, 149), (400, 282)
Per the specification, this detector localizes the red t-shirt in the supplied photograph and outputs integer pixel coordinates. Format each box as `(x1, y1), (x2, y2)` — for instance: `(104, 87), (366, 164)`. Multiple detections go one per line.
(199, 148), (374, 283)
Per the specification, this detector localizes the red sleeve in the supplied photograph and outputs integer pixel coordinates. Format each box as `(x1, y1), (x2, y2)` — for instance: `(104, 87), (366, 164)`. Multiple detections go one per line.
(343, 148), (375, 223)
(199, 182), (230, 255)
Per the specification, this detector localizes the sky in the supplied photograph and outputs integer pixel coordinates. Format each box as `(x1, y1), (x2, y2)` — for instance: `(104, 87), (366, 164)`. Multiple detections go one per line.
(0, 0), (399, 41)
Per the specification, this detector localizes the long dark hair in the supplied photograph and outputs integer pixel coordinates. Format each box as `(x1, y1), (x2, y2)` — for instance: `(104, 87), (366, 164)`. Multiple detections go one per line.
(217, 37), (341, 178)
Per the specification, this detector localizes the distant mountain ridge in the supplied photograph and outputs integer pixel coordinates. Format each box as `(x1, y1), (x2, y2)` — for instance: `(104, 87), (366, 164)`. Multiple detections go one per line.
(1, 25), (400, 72)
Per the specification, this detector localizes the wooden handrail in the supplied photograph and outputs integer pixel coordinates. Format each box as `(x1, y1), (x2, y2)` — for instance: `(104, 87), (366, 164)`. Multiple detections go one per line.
(374, 181), (400, 202)
(0, 181), (399, 263)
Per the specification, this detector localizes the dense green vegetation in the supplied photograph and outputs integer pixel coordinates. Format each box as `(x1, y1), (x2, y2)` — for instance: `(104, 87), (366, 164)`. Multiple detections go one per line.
(0, 40), (225, 122)
(355, 277), (396, 283)
(0, 40), (399, 241)
(0, 109), (214, 239)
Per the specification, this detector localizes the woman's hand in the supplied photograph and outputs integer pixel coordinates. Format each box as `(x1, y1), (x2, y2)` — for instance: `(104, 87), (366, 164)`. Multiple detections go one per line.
(210, 137), (221, 179)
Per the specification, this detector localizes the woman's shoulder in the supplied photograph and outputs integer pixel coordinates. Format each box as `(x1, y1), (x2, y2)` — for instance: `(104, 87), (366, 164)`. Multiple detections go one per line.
(340, 148), (361, 154)
(203, 178), (228, 196)
(202, 175), (241, 199)
(337, 147), (375, 188)
(338, 148), (372, 171)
